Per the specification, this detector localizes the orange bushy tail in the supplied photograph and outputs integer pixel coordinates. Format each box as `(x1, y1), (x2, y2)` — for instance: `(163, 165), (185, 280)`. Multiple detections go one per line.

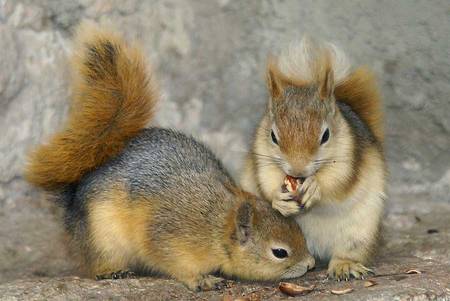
(335, 67), (384, 143)
(25, 22), (159, 189)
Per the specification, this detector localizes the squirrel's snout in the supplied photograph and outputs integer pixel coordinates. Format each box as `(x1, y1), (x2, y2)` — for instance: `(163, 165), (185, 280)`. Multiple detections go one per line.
(283, 160), (315, 179)
(281, 255), (315, 279)
(304, 254), (316, 270)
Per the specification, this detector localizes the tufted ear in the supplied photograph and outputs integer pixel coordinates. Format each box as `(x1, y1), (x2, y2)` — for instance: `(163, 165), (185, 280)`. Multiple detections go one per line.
(235, 201), (254, 245)
(320, 68), (335, 100)
(266, 57), (285, 100)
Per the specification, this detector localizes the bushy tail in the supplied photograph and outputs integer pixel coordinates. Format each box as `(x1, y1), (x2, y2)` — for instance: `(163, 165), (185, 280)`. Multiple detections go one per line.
(335, 67), (384, 143)
(25, 22), (159, 189)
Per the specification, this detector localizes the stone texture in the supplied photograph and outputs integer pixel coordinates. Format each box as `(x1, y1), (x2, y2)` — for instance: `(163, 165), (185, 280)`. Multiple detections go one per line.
(0, 0), (449, 300)
(1, 197), (449, 301)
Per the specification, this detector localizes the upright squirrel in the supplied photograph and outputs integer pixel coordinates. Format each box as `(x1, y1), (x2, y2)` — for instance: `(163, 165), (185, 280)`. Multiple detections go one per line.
(241, 38), (386, 280)
(25, 23), (314, 291)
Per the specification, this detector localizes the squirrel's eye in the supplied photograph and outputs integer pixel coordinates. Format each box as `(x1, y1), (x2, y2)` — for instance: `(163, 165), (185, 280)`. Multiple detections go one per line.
(271, 130), (278, 145)
(272, 248), (288, 259)
(320, 128), (330, 145)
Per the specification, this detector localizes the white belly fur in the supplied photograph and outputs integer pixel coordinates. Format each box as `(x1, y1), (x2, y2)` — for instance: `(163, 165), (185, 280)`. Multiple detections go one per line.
(296, 154), (385, 261)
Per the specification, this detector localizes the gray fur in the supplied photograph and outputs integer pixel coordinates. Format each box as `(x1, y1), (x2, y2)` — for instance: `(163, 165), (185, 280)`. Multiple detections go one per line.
(66, 128), (237, 238)
(336, 101), (377, 147)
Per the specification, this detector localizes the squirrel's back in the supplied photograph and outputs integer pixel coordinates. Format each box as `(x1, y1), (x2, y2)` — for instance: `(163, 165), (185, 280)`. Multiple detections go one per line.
(67, 127), (237, 266)
(73, 127), (235, 219)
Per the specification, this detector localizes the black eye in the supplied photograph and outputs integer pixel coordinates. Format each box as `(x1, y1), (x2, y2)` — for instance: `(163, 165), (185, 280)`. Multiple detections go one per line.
(271, 130), (278, 145)
(320, 128), (330, 145)
(272, 248), (288, 259)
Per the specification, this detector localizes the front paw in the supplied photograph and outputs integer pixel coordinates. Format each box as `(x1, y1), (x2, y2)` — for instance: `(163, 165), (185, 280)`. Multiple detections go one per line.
(327, 259), (374, 281)
(96, 270), (136, 280)
(186, 275), (227, 291)
(199, 275), (227, 291)
(273, 194), (301, 217)
(298, 176), (321, 210)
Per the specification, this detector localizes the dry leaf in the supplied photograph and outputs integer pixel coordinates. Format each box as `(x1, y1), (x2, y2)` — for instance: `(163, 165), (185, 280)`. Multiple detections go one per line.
(406, 269), (422, 274)
(364, 280), (377, 287)
(279, 282), (315, 296)
(233, 298), (250, 301)
(331, 288), (353, 295)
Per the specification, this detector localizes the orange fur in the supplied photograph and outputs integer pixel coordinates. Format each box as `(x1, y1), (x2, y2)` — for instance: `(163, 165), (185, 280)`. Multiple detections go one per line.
(87, 186), (155, 276)
(266, 40), (383, 144)
(25, 23), (159, 189)
(335, 67), (384, 142)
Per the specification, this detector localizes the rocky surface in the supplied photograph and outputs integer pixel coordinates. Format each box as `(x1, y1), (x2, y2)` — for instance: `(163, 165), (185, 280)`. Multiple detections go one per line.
(0, 0), (449, 300)
(1, 196), (449, 300)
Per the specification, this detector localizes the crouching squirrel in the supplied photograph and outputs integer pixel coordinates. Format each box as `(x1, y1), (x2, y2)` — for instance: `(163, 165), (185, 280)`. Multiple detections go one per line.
(240, 38), (386, 280)
(25, 23), (314, 291)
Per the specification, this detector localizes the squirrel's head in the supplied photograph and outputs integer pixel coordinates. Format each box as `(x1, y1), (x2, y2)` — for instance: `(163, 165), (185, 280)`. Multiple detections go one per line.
(261, 58), (343, 179)
(223, 189), (314, 280)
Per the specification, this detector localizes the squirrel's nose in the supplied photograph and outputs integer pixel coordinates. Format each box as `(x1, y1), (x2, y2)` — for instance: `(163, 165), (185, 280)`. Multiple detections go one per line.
(287, 174), (307, 182)
(284, 166), (306, 178)
(284, 160), (314, 179)
(286, 170), (307, 181)
(280, 255), (315, 279)
(304, 254), (315, 270)
(285, 165), (314, 178)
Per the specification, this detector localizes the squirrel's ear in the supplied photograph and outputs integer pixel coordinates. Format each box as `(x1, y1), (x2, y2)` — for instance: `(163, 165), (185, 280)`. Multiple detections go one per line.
(235, 201), (254, 244)
(266, 57), (284, 100)
(320, 68), (335, 100)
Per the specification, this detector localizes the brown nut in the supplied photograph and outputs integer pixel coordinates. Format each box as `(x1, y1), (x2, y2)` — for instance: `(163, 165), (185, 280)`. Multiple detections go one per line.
(279, 282), (315, 296)
(284, 175), (301, 192)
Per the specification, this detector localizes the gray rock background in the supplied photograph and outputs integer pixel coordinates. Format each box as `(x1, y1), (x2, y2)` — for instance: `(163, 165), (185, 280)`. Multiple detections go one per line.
(0, 0), (449, 299)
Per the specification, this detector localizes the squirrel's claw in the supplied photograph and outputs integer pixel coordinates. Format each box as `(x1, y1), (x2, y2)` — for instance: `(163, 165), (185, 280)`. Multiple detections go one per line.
(298, 176), (321, 210)
(279, 191), (297, 201)
(96, 270), (136, 280)
(192, 275), (227, 291)
(273, 196), (301, 217)
(327, 259), (375, 281)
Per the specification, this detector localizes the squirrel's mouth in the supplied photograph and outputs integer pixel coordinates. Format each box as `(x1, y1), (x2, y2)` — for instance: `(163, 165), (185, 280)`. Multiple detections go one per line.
(282, 175), (306, 194)
(281, 255), (316, 279)
(285, 173), (307, 183)
(286, 175), (306, 184)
